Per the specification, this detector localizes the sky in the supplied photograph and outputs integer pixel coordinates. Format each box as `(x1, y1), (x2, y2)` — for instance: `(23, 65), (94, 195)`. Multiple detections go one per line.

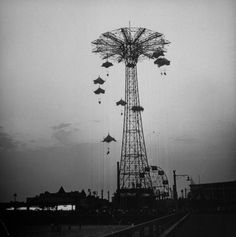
(0, 0), (236, 202)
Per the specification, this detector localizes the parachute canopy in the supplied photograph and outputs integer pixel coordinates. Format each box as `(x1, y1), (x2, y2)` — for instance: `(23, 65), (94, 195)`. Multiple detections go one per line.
(154, 58), (170, 67)
(94, 76), (105, 85)
(159, 38), (170, 45)
(102, 133), (116, 143)
(152, 50), (165, 58)
(132, 105), (144, 112)
(94, 87), (105, 95)
(102, 61), (113, 68)
(116, 99), (127, 106)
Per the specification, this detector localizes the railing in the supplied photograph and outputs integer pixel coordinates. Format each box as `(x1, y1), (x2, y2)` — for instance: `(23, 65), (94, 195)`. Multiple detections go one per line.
(103, 212), (188, 237)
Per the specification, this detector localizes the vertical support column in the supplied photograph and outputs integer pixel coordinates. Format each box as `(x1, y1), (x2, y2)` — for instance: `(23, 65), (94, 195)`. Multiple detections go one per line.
(173, 170), (178, 201)
(119, 65), (152, 189)
(117, 161), (120, 191)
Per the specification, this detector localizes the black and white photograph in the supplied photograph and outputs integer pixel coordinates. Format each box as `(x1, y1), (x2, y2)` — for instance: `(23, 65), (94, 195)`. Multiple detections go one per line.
(0, 0), (236, 236)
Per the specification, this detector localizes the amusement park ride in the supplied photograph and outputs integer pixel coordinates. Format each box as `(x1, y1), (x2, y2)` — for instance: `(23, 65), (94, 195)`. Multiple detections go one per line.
(92, 25), (171, 206)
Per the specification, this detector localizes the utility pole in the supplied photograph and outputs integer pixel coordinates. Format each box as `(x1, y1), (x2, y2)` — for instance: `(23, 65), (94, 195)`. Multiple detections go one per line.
(13, 193), (17, 211)
(117, 162), (120, 191)
(107, 190), (110, 202)
(173, 170), (191, 201)
(13, 193), (17, 202)
(173, 170), (178, 201)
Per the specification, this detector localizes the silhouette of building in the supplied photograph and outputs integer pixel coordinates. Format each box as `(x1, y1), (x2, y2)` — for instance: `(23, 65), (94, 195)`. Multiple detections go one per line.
(190, 180), (236, 211)
(26, 186), (87, 209)
(26, 186), (112, 212)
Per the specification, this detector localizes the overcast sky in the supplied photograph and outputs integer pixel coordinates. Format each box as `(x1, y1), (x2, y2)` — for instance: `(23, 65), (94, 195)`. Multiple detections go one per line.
(0, 0), (236, 202)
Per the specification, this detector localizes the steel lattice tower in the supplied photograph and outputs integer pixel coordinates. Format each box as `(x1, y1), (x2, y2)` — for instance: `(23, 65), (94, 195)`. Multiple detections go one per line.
(120, 65), (151, 189)
(92, 27), (170, 191)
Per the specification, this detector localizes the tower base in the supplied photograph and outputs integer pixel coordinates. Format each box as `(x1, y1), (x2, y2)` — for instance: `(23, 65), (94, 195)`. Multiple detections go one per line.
(113, 188), (155, 210)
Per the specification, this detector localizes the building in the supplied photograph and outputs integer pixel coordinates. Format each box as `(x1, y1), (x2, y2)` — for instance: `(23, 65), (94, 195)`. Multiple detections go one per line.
(26, 187), (110, 212)
(26, 187), (86, 209)
(190, 180), (236, 211)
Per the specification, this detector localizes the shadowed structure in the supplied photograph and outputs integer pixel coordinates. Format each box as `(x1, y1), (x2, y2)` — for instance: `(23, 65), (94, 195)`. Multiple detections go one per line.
(92, 26), (170, 195)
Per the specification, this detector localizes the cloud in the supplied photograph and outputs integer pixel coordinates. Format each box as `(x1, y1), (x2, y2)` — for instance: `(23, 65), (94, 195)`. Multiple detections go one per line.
(0, 129), (19, 150)
(91, 120), (101, 123)
(171, 135), (199, 144)
(51, 123), (81, 145)
(29, 139), (36, 143)
(52, 123), (71, 130)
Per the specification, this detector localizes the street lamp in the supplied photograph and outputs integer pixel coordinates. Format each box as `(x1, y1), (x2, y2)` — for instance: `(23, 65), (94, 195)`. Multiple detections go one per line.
(173, 170), (190, 201)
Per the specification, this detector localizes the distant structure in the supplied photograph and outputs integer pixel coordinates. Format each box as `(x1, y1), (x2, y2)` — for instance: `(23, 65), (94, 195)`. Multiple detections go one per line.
(190, 180), (236, 211)
(150, 166), (169, 199)
(27, 187), (85, 210)
(92, 26), (170, 206)
(26, 187), (108, 211)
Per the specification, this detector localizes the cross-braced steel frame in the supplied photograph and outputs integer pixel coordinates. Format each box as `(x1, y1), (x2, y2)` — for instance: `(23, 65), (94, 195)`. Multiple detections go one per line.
(120, 65), (151, 189)
(92, 27), (170, 190)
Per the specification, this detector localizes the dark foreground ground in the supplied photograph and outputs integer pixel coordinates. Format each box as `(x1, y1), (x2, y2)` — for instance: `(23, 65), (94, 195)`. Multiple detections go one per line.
(169, 212), (236, 237)
(5, 225), (128, 237)
(10, 212), (236, 237)
(2, 211), (236, 236)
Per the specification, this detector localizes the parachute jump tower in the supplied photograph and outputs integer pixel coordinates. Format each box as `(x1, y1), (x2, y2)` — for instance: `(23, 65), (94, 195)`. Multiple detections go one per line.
(92, 26), (170, 202)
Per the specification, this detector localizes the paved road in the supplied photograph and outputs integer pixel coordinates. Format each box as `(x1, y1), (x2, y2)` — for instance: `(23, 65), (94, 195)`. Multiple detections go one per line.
(170, 212), (236, 237)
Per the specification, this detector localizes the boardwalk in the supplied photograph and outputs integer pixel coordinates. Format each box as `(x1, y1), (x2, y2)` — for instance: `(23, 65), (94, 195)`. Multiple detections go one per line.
(8, 225), (127, 237)
(170, 212), (236, 237)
